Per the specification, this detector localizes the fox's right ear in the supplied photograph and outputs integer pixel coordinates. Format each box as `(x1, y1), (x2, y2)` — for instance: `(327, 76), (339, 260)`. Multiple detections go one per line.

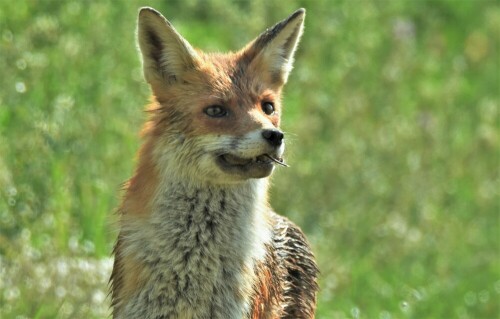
(137, 7), (198, 88)
(243, 9), (305, 87)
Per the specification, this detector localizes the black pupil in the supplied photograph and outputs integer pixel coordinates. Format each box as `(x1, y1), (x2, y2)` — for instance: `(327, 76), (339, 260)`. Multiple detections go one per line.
(263, 102), (274, 115)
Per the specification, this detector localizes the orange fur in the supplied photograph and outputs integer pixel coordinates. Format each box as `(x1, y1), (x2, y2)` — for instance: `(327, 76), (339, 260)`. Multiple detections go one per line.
(120, 138), (159, 217)
(110, 7), (317, 319)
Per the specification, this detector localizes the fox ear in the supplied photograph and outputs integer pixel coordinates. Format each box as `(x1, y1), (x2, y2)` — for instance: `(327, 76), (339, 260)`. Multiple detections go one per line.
(137, 7), (198, 87)
(244, 9), (305, 86)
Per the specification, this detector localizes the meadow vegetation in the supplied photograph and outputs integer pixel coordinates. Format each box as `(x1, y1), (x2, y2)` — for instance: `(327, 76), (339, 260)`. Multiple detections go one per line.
(0, 0), (498, 318)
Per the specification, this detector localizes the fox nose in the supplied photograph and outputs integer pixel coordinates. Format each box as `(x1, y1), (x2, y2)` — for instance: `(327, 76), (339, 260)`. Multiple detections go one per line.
(262, 129), (284, 147)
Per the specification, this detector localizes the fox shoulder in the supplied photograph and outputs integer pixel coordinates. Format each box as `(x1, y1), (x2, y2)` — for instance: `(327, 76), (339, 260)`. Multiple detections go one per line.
(272, 212), (319, 318)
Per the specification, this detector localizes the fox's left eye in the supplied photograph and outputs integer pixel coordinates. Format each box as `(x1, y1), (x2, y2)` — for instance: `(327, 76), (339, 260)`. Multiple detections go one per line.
(204, 105), (228, 118)
(262, 102), (275, 115)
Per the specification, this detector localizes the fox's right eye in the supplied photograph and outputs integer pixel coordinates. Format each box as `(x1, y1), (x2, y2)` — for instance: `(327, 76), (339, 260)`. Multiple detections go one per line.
(204, 105), (228, 118)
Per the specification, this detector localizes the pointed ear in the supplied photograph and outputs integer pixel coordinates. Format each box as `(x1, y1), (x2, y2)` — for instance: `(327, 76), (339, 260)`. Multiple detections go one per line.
(244, 8), (305, 86)
(137, 7), (198, 87)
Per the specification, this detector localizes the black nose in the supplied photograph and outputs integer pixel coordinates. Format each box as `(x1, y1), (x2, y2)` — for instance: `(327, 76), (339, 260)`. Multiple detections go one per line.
(262, 129), (284, 147)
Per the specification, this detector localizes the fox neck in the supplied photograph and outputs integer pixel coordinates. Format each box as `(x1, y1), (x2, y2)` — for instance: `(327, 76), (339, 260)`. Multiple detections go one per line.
(117, 170), (272, 318)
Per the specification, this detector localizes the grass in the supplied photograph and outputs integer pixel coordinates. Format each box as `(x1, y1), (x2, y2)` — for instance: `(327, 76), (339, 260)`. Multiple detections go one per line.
(0, 0), (498, 318)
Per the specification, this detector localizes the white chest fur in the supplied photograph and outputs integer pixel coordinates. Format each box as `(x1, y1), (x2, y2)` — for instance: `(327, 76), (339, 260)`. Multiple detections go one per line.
(119, 179), (272, 319)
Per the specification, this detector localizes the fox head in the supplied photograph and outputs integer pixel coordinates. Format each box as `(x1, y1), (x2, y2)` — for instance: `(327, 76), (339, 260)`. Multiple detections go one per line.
(136, 7), (305, 184)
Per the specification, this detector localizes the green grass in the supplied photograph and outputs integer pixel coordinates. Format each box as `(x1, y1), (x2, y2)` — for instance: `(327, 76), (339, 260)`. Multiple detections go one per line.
(0, 0), (498, 318)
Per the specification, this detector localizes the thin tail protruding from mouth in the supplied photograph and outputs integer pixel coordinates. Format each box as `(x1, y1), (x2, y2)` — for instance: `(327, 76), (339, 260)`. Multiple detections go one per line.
(264, 154), (289, 167)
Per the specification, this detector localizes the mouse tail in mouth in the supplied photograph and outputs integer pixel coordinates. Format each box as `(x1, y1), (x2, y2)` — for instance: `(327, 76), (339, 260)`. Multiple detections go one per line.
(264, 154), (289, 167)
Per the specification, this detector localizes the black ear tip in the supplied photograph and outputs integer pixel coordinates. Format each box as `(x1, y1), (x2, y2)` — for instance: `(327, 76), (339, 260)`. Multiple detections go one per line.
(291, 8), (306, 19)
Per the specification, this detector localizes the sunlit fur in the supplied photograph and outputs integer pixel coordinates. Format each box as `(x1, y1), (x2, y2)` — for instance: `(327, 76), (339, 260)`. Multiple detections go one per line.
(110, 7), (318, 319)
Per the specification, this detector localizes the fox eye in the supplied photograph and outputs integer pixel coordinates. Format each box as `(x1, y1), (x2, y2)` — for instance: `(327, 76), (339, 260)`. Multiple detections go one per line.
(204, 105), (228, 118)
(262, 102), (275, 115)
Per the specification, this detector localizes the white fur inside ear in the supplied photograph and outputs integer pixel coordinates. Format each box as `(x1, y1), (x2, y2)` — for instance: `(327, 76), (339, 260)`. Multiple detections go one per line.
(137, 8), (198, 85)
(250, 9), (305, 84)
(265, 22), (303, 80)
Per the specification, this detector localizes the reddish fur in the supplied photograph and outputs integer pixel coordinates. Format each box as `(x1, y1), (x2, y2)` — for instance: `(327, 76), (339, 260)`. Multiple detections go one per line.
(251, 259), (282, 319)
(110, 8), (318, 318)
(145, 51), (283, 139)
(120, 139), (158, 217)
(112, 57), (291, 312)
(113, 53), (301, 319)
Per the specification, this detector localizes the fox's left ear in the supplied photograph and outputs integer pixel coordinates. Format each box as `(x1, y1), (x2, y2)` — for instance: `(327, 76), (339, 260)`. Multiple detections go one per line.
(244, 9), (305, 86)
(137, 7), (198, 89)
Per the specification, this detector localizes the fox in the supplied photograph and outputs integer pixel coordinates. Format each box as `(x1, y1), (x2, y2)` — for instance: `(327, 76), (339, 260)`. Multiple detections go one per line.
(109, 7), (318, 319)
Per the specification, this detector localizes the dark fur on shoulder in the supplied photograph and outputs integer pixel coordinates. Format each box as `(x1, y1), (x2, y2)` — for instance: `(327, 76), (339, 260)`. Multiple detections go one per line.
(249, 213), (318, 319)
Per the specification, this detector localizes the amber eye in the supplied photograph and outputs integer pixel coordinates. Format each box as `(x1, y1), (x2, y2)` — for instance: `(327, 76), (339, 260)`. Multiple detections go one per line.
(204, 105), (228, 118)
(262, 102), (275, 115)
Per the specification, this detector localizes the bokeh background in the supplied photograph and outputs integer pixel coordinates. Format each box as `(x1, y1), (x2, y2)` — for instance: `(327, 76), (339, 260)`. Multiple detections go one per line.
(0, 0), (498, 318)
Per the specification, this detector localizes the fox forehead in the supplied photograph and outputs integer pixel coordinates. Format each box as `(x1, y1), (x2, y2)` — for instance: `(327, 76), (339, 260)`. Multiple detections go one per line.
(148, 52), (282, 136)
(181, 52), (283, 106)
(151, 53), (282, 115)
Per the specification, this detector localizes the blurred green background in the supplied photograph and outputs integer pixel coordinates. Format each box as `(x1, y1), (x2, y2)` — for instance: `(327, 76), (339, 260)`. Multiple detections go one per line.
(0, 0), (498, 318)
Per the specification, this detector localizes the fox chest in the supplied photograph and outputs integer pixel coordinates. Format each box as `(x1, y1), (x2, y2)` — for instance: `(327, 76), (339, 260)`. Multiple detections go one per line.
(119, 188), (271, 319)
(121, 254), (251, 319)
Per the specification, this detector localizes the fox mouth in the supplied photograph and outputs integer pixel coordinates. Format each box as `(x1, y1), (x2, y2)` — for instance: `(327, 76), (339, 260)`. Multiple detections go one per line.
(218, 154), (288, 167)
(216, 153), (288, 179)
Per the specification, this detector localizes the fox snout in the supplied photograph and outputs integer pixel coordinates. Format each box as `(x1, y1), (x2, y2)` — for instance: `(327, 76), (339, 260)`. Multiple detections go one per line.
(198, 127), (287, 182)
(262, 129), (284, 147)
